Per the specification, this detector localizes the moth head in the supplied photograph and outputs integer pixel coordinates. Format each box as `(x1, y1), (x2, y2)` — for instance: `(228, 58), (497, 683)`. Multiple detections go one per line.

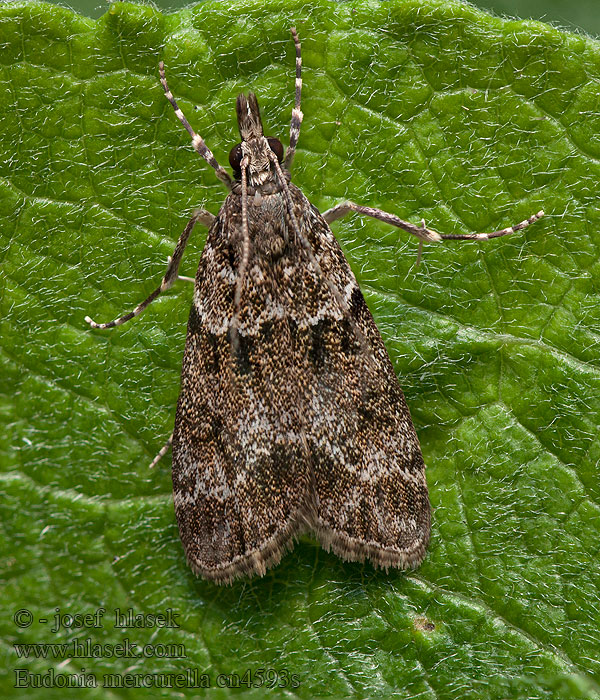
(229, 93), (284, 183)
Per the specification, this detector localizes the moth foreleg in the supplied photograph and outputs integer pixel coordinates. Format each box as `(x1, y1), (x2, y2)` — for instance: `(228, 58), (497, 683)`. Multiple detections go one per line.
(167, 256), (195, 284)
(85, 209), (212, 330)
(283, 27), (303, 170)
(322, 200), (544, 243)
(159, 62), (233, 190)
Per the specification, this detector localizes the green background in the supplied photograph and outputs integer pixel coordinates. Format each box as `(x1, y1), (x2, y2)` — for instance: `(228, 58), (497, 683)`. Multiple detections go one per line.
(1, 0), (599, 698)
(42, 0), (600, 35)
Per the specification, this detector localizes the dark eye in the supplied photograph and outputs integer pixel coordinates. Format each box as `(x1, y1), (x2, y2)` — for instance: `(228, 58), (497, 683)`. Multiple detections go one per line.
(267, 138), (284, 163)
(229, 143), (243, 175)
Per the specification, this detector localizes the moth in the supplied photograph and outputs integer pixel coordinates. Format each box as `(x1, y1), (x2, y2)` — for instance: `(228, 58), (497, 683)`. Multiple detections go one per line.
(85, 29), (544, 584)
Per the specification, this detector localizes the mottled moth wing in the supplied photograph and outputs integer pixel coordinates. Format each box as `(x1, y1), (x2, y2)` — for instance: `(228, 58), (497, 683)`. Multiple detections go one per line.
(303, 210), (431, 570)
(172, 191), (314, 583)
(292, 188), (431, 570)
(172, 182), (430, 583)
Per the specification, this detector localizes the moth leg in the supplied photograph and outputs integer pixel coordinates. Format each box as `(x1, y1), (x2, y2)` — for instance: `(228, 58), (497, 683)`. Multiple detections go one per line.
(283, 27), (303, 170)
(167, 257), (195, 284)
(322, 200), (545, 243)
(149, 433), (173, 469)
(159, 62), (233, 190)
(85, 210), (212, 330)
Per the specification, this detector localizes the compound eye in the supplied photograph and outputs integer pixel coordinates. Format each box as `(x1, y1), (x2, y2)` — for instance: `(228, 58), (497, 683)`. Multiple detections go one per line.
(267, 138), (284, 163)
(229, 143), (243, 175)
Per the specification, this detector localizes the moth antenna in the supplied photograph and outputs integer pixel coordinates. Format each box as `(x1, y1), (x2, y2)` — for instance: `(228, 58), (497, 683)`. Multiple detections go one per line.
(270, 152), (320, 274)
(283, 27), (303, 170)
(231, 156), (252, 353)
(159, 61), (233, 190)
(270, 152), (374, 362)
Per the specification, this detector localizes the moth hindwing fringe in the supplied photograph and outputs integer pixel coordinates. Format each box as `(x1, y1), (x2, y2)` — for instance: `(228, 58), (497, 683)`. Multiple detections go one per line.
(85, 28), (544, 584)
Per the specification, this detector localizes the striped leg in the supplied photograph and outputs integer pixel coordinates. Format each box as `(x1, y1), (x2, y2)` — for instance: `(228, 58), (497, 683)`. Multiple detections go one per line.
(323, 200), (545, 243)
(168, 256), (195, 284)
(283, 27), (303, 170)
(149, 433), (173, 469)
(159, 62), (233, 189)
(85, 209), (214, 330)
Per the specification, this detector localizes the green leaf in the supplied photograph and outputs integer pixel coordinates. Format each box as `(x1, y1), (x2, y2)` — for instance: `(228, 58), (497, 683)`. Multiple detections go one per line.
(1, 1), (599, 698)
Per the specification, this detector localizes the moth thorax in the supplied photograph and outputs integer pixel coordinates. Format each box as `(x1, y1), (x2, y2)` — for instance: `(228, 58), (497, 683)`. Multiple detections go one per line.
(242, 139), (276, 185)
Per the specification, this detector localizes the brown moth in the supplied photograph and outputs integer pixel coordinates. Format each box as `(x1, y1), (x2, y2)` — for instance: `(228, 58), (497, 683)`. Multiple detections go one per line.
(85, 29), (544, 584)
